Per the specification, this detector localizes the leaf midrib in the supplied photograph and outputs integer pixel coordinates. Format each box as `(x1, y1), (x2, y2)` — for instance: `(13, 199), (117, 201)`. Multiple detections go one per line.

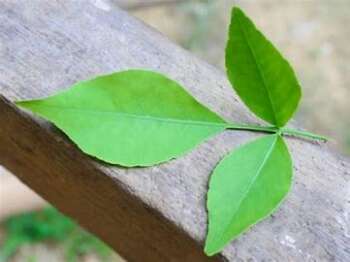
(236, 13), (278, 125)
(25, 104), (226, 128)
(217, 135), (278, 245)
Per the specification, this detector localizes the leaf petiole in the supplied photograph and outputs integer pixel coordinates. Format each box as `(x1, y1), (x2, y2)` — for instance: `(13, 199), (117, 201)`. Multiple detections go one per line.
(280, 127), (328, 142)
(225, 123), (278, 133)
(225, 123), (327, 142)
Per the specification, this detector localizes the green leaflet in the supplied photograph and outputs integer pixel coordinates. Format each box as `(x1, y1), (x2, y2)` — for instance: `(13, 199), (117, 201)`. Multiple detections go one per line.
(205, 134), (292, 255)
(226, 7), (301, 127)
(16, 70), (227, 167)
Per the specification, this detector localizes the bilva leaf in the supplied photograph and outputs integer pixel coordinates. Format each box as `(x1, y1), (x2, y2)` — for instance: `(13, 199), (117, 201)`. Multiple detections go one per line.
(205, 134), (292, 255)
(226, 7), (301, 127)
(16, 70), (227, 167)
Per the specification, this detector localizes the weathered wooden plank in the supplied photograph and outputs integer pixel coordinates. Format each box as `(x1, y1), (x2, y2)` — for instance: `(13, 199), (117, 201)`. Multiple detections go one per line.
(113, 0), (188, 10)
(0, 0), (349, 261)
(0, 96), (213, 261)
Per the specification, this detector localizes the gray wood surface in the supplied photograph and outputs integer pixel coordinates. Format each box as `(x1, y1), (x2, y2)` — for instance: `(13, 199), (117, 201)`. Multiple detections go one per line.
(114, 0), (188, 10)
(0, 1), (349, 261)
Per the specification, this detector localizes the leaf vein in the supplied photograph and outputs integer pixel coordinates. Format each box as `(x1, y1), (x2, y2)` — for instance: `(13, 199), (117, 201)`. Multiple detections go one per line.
(236, 13), (278, 125)
(218, 135), (278, 243)
(28, 104), (226, 128)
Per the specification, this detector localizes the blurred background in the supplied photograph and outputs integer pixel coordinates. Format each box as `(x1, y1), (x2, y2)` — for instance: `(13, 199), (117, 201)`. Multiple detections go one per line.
(1, 0), (349, 261)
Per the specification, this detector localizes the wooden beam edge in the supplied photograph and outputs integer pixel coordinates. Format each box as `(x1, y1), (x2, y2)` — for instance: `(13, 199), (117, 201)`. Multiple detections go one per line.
(0, 95), (222, 262)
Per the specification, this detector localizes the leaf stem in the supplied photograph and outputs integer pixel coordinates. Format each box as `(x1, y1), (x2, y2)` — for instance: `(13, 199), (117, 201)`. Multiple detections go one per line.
(280, 127), (328, 142)
(225, 123), (327, 142)
(225, 123), (277, 133)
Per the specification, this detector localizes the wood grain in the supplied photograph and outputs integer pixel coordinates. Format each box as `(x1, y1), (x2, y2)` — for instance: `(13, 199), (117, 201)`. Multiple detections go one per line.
(114, 0), (188, 11)
(0, 1), (349, 261)
(0, 95), (214, 261)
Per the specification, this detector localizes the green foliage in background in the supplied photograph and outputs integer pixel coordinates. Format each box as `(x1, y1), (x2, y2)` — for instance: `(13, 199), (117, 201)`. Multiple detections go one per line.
(0, 208), (112, 261)
(180, 0), (216, 51)
(15, 6), (326, 257)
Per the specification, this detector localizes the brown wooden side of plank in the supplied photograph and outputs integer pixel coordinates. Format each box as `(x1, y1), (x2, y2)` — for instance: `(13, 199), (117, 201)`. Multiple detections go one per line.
(0, 96), (217, 262)
(0, 0), (349, 261)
